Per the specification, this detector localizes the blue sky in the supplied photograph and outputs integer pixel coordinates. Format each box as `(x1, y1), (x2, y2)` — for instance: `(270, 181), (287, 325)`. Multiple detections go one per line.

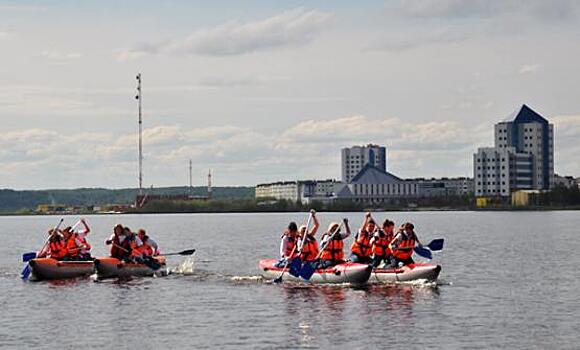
(1, 1), (579, 189)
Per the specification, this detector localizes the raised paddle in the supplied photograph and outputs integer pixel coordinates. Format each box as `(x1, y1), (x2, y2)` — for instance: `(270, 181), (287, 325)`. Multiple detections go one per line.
(21, 218), (65, 279)
(300, 220), (345, 281)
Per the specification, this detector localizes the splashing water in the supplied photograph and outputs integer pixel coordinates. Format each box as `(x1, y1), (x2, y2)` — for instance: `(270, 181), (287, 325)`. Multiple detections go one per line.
(171, 257), (195, 275)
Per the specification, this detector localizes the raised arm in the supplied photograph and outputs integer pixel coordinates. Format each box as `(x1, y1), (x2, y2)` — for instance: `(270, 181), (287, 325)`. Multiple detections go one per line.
(79, 219), (90, 235)
(341, 218), (352, 239)
(360, 212), (371, 232)
(309, 209), (320, 236)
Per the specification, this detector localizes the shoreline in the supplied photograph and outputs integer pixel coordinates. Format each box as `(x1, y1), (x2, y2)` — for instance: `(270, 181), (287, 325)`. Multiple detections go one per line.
(2, 206), (579, 216)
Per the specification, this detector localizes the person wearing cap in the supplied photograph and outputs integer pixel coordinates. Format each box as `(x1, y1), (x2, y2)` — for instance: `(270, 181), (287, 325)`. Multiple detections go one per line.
(297, 210), (320, 263)
(275, 221), (300, 267)
(318, 218), (352, 268)
(389, 222), (422, 267)
(349, 212), (376, 264)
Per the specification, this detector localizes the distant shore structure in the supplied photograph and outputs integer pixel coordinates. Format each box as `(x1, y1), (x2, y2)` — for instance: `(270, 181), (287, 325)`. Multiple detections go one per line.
(341, 144), (386, 183)
(474, 104), (554, 198)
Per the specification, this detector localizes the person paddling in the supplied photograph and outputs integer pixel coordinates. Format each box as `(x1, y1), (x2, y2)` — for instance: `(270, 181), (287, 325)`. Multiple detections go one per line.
(370, 219), (395, 268)
(297, 210), (320, 263)
(65, 219), (92, 261)
(105, 224), (131, 260)
(349, 212), (375, 264)
(137, 229), (160, 256)
(318, 218), (351, 269)
(275, 222), (300, 268)
(48, 228), (68, 260)
(389, 222), (422, 267)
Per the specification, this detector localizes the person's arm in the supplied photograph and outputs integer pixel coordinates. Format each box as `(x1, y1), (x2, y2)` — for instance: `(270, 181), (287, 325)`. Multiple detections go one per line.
(279, 237), (288, 258)
(309, 210), (319, 236)
(105, 233), (114, 245)
(341, 218), (352, 239)
(389, 232), (402, 250)
(360, 212), (371, 232)
(79, 219), (90, 235)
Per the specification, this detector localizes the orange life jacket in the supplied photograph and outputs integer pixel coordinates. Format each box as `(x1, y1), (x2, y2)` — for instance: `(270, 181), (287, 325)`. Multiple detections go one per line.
(137, 236), (155, 256)
(351, 230), (373, 257)
(372, 231), (393, 258)
(392, 232), (416, 260)
(320, 234), (344, 262)
(283, 235), (298, 258)
(299, 235), (319, 262)
(49, 237), (67, 260)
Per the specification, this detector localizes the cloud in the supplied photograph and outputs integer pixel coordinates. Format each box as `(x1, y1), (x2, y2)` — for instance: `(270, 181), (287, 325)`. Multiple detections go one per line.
(117, 8), (333, 60)
(386, 0), (579, 20)
(2, 112), (578, 188)
(518, 63), (540, 75)
(41, 49), (83, 60)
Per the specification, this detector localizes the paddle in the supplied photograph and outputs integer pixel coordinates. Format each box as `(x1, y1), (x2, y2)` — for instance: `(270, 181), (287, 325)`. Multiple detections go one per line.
(163, 249), (196, 256)
(21, 218), (65, 279)
(273, 241), (299, 284)
(300, 221), (345, 281)
(413, 239), (444, 259)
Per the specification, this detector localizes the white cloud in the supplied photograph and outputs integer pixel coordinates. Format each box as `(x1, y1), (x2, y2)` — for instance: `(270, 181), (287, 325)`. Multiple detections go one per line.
(117, 8), (334, 60)
(518, 63), (540, 75)
(41, 49), (83, 60)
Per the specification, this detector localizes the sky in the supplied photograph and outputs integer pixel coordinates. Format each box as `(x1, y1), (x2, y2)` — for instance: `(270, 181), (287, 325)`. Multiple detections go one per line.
(1, 0), (579, 189)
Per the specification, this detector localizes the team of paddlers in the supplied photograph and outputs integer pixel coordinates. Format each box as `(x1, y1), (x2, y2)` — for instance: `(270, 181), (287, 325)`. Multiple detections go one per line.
(276, 210), (421, 270)
(37, 219), (161, 263)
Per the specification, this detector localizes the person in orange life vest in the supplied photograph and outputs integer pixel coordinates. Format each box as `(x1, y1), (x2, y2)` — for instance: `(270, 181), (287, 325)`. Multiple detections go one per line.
(349, 212), (375, 264)
(318, 218), (351, 269)
(36, 228), (57, 258)
(370, 219), (395, 268)
(275, 222), (300, 268)
(122, 227), (144, 261)
(65, 219), (92, 261)
(297, 210), (320, 263)
(105, 224), (130, 260)
(389, 222), (422, 267)
(136, 229), (160, 256)
(47, 228), (68, 260)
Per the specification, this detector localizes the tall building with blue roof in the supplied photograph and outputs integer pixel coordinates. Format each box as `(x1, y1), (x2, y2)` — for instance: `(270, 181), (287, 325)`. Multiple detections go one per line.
(474, 105), (554, 197)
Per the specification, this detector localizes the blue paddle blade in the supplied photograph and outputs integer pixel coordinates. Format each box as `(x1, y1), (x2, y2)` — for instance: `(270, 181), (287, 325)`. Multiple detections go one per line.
(414, 246), (433, 259)
(22, 252), (37, 262)
(288, 258), (302, 277)
(427, 239), (444, 251)
(21, 264), (31, 280)
(299, 262), (316, 280)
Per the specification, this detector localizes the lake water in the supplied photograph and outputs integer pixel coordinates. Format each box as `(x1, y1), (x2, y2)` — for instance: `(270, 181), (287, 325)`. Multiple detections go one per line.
(0, 211), (579, 349)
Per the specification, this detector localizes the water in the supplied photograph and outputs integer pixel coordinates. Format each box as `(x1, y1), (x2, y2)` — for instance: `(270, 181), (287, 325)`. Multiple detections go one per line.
(1, 211), (579, 349)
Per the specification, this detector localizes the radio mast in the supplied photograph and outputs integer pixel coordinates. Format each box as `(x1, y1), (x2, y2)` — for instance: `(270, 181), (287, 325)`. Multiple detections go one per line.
(136, 73), (143, 195)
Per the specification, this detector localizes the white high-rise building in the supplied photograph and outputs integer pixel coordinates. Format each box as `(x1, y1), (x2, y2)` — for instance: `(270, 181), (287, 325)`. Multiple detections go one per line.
(474, 105), (554, 197)
(341, 144), (387, 183)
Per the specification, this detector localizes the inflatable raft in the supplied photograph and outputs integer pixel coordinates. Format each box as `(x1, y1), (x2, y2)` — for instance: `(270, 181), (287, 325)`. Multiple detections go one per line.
(259, 258), (371, 284)
(370, 262), (441, 283)
(28, 258), (95, 281)
(94, 256), (167, 279)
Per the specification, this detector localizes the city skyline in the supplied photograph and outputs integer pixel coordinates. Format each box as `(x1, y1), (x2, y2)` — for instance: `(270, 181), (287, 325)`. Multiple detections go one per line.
(1, 1), (580, 189)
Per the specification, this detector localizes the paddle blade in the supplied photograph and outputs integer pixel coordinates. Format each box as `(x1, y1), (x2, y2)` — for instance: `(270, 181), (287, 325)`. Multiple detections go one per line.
(427, 239), (444, 251)
(414, 246), (433, 259)
(21, 264), (31, 280)
(22, 252), (37, 262)
(288, 258), (302, 277)
(142, 257), (162, 271)
(299, 262), (316, 280)
(178, 249), (196, 256)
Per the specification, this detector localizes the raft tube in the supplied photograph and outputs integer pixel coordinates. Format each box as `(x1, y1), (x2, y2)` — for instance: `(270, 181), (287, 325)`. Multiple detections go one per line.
(259, 258), (371, 284)
(370, 262), (441, 283)
(94, 256), (167, 279)
(28, 258), (95, 281)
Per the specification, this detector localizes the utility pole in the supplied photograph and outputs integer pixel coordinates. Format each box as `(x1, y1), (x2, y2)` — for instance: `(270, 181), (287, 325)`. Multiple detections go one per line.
(136, 73), (143, 195)
(189, 159), (193, 197)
